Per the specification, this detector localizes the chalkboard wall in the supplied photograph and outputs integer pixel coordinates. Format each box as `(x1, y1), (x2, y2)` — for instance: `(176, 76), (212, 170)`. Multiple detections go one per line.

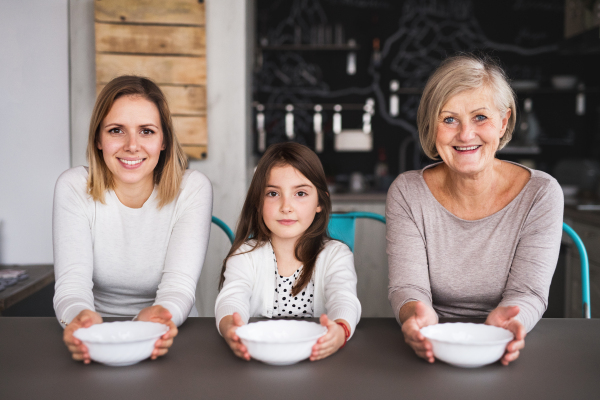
(253, 0), (599, 188)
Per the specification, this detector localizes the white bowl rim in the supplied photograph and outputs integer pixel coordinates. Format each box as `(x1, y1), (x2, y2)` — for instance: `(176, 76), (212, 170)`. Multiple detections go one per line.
(420, 322), (513, 346)
(236, 320), (327, 343)
(73, 321), (169, 344)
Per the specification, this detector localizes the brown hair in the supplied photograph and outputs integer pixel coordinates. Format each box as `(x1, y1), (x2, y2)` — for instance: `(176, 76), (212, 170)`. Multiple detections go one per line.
(219, 142), (332, 296)
(417, 53), (517, 159)
(86, 75), (187, 208)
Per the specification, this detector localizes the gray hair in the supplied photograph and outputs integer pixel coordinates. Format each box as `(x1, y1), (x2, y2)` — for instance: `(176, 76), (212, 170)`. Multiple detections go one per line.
(416, 54), (517, 159)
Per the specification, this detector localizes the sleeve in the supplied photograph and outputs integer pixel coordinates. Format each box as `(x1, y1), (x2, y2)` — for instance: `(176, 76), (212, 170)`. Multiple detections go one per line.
(386, 176), (433, 324)
(323, 243), (362, 339)
(214, 249), (255, 335)
(52, 169), (96, 327)
(153, 172), (213, 327)
(498, 179), (564, 332)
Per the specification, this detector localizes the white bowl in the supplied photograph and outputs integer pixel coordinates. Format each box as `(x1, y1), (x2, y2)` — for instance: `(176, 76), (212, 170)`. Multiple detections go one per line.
(420, 323), (513, 368)
(73, 321), (169, 366)
(236, 320), (327, 365)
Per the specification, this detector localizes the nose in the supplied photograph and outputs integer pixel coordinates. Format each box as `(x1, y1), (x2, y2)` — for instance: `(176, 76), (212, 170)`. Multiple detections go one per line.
(280, 195), (293, 214)
(125, 132), (139, 152)
(458, 120), (476, 142)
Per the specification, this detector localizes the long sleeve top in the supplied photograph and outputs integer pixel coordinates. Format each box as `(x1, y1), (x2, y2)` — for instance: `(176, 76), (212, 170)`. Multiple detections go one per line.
(386, 162), (563, 332)
(215, 240), (361, 337)
(52, 166), (213, 327)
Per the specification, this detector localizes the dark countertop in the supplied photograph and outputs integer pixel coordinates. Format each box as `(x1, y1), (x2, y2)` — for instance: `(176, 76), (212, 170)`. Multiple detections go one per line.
(1, 317), (599, 400)
(0, 264), (54, 312)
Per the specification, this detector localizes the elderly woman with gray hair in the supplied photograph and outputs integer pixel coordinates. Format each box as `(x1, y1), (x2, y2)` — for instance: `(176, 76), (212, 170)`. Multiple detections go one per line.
(386, 54), (563, 365)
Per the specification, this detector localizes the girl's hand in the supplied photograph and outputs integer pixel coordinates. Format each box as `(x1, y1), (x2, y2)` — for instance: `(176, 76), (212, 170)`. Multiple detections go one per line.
(135, 305), (178, 360)
(63, 309), (103, 364)
(310, 314), (347, 361)
(485, 305), (526, 366)
(220, 312), (250, 361)
(400, 301), (438, 363)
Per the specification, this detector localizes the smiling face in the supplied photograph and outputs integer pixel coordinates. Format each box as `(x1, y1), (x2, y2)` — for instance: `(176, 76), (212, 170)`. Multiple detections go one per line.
(436, 87), (511, 177)
(97, 95), (165, 192)
(262, 164), (322, 246)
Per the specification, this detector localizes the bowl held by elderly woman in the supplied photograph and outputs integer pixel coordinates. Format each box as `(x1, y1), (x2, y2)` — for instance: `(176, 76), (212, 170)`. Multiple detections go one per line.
(420, 323), (513, 368)
(73, 321), (169, 366)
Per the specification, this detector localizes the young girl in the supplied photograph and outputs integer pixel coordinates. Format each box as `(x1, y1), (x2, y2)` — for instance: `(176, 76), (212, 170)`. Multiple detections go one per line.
(215, 142), (361, 361)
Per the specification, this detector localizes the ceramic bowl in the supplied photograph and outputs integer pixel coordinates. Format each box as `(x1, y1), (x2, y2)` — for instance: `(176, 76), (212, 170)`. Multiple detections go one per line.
(235, 320), (327, 365)
(420, 323), (513, 368)
(73, 321), (169, 366)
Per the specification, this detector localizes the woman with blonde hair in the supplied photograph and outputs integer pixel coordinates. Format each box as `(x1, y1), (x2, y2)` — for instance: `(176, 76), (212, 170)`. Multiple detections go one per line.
(53, 76), (212, 363)
(387, 54), (563, 365)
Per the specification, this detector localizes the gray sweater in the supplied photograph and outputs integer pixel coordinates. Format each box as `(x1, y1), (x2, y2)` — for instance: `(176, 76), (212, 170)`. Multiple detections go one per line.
(386, 163), (563, 332)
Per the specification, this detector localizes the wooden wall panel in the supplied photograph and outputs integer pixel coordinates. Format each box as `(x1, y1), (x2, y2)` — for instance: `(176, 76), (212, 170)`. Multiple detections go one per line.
(96, 0), (205, 26)
(161, 85), (206, 115)
(182, 145), (207, 159)
(95, 23), (205, 56)
(95, 0), (207, 159)
(96, 84), (206, 116)
(96, 54), (206, 85)
(173, 116), (207, 145)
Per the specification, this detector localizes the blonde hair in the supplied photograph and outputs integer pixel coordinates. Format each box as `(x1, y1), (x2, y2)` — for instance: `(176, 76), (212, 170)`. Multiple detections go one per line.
(417, 54), (517, 159)
(86, 76), (187, 208)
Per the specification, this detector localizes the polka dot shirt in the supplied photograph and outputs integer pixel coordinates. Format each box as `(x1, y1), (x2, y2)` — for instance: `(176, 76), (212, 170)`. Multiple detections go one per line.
(272, 252), (314, 318)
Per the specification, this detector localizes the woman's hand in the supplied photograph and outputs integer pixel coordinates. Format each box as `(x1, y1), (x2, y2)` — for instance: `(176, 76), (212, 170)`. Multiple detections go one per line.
(400, 301), (438, 363)
(135, 305), (178, 360)
(310, 314), (347, 361)
(485, 305), (526, 366)
(219, 313), (250, 361)
(63, 309), (103, 364)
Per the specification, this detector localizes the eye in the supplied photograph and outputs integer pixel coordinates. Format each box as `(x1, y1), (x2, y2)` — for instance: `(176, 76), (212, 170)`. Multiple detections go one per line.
(443, 117), (455, 124)
(265, 191), (278, 197)
(296, 191), (308, 197)
(108, 128), (123, 134)
(474, 114), (487, 122)
(141, 128), (155, 135)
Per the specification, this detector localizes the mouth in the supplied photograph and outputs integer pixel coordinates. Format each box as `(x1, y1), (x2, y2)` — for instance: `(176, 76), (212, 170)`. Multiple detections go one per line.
(277, 219), (297, 226)
(117, 158), (145, 168)
(453, 145), (481, 152)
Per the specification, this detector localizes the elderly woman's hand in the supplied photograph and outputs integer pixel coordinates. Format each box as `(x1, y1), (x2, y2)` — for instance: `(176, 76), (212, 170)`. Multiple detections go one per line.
(135, 305), (178, 360)
(485, 305), (526, 366)
(400, 301), (439, 363)
(63, 309), (103, 364)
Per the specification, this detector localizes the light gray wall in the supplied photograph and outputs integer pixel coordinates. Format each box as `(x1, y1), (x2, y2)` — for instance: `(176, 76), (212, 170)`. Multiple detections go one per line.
(191, 0), (253, 316)
(67, 0), (253, 316)
(69, 0), (96, 168)
(0, 0), (71, 264)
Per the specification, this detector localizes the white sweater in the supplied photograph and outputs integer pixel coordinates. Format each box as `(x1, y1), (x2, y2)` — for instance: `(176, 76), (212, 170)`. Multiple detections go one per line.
(52, 166), (213, 327)
(215, 240), (361, 337)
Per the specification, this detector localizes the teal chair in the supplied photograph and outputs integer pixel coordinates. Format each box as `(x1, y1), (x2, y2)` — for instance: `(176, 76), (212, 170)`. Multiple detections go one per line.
(212, 216), (235, 244)
(328, 212), (386, 252)
(563, 222), (591, 319)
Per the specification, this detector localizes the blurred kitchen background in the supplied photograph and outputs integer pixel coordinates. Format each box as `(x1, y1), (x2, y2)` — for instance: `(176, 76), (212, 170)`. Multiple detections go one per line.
(1, 0), (599, 318)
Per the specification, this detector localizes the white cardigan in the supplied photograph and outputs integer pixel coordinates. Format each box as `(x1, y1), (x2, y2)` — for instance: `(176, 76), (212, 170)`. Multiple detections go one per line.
(215, 240), (361, 337)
